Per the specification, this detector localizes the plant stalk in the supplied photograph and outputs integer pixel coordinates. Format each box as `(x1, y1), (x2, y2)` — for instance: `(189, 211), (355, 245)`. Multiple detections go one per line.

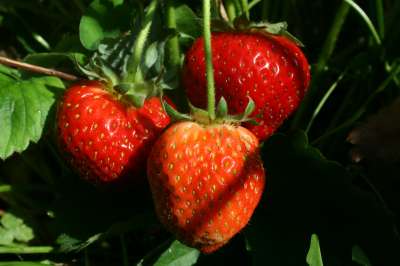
(124, 0), (158, 83)
(240, 0), (249, 19)
(166, 0), (181, 70)
(0, 56), (78, 81)
(291, 1), (350, 130)
(203, 0), (216, 121)
(0, 245), (54, 254)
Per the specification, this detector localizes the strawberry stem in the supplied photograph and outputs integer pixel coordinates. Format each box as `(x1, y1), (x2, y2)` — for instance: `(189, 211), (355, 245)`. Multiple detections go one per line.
(240, 0), (250, 19)
(203, 0), (216, 121)
(123, 0), (158, 84)
(166, 0), (181, 71)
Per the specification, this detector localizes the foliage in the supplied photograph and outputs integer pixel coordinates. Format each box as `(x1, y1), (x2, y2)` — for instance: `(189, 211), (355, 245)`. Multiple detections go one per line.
(0, 0), (399, 265)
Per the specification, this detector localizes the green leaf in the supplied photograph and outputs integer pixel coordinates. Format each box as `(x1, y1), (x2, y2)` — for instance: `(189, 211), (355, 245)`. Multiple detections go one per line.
(245, 132), (394, 265)
(144, 42), (159, 70)
(0, 65), (20, 80)
(175, 5), (202, 39)
(79, 0), (133, 50)
(0, 73), (64, 160)
(0, 213), (34, 245)
(352, 245), (372, 266)
(153, 240), (200, 266)
(306, 234), (324, 266)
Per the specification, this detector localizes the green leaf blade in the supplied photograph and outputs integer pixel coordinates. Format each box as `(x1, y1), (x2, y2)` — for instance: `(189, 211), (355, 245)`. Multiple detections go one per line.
(306, 234), (324, 266)
(0, 73), (64, 160)
(153, 240), (200, 266)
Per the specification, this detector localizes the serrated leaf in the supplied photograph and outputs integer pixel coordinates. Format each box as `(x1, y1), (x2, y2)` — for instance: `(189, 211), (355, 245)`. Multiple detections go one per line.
(79, 0), (132, 50)
(352, 246), (372, 266)
(153, 241), (200, 266)
(0, 74), (64, 160)
(0, 213), (34, 244)
(306, 234), (324, 266)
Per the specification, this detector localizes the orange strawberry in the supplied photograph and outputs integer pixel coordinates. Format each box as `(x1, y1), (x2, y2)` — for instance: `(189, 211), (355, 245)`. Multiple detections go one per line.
(147, 121), (265, 253)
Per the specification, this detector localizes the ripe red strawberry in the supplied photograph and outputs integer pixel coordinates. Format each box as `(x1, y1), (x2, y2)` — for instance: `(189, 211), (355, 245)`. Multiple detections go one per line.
(182, 32), (310, 141)
(147, 121), (265, 253)
(57, 80), (170, 185)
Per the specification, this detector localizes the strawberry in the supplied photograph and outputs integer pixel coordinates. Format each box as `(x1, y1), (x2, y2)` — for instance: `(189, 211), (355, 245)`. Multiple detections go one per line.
(147, 121), (265, 253)
(57, 80), (170, 185)
(182, 32), (310, 141)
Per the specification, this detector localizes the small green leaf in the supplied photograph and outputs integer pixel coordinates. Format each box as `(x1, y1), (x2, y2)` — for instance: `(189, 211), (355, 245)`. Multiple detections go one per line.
(175, 5), (202, 39)
(144, 42), (159, 70)
(0, 228), (14, 246)
(216, 97), (228, 118)
(153, 240), (200, 266)
(306, 234), (323, 266)
(352, 245), (372, 266)
(0, 73), (64, 160)
(0, 213), (34, 245)
(79, 0), (132, 50)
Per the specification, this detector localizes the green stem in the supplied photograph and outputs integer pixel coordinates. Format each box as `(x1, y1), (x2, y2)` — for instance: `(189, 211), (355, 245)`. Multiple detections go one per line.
(344, 0), (381, 45)
(120, 235), (129, 266)
(0, 245), (54, 254)
(84, 249), (90, 266)
(124, 0), (158, 83)
(166, 0), (181, 70)
(305, 72), (346, 133)
(345, 0), (398, 85)
(313, 62), (400, 144)
(375, 0), (385, 38)
(203, 0), (216, 121)
(240, 0), (249, 18)
(225, 0), (237, 21)
(291, 1), (350, 130)
(316, 1), (350, 74)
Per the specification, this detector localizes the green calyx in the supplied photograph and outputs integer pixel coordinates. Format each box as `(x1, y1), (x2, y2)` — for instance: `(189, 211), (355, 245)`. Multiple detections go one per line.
(75, 0), (176, 108)
(212, 16), (304, 47)
(164, 97), (258, 126)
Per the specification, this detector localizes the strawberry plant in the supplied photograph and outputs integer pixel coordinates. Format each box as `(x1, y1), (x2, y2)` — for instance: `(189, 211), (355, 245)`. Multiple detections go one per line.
(0, 0), (400, 265)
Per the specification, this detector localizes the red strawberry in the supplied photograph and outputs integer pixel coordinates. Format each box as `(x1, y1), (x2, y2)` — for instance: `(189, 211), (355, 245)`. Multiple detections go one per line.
(147, 121), (265, 253)
(182, 32), (310, 141)
(57, 80), (170, 185)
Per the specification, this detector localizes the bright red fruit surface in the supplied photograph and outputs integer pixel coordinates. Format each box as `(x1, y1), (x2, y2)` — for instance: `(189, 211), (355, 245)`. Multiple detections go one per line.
(57, 80), (170, 185)
(183, 32), (310, 140)
(147, 121), (265, 253)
